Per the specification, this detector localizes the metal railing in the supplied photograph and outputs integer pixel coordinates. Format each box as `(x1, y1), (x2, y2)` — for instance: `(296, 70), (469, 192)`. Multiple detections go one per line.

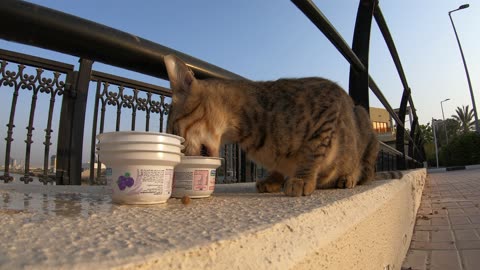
(0, 49), (74, 184)
(292, 0), (425, 169)
(88, 71), (173, 185)
(0, 0), (425, 185)
(0, 49), (250, 185)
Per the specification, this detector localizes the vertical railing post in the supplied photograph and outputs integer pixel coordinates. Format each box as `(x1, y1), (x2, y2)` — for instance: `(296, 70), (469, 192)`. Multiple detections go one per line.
(413, 124), (424, 164)
(408, 117), (418, 167)
(234, 145), (240, 182)
(222, 145), (228, 183)
(349, 0), (377, 110)
(70, 58), (93, 185)
(395, 88), (410, 170)
(380, 150), (384, 171)
(56, 73), (75, 185)
(240, 150), (246, 182)
(56, 58), (93, 185)
(251, 162), (256, 182)
(89, 81), (102, 184)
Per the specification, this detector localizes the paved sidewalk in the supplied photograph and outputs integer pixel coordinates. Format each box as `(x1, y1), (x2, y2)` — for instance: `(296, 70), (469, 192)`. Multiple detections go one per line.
(402, 168), (480, 270)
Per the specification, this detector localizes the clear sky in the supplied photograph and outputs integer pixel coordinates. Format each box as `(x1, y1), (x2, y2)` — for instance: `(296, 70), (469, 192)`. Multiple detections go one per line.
(0, 0), (479, 167)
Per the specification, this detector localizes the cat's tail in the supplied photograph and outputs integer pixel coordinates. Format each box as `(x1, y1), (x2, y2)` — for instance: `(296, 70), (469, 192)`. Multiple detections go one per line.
(375, 171), (403, 180)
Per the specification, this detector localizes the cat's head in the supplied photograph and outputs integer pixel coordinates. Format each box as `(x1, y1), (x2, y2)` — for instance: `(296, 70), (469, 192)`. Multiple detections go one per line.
(164, 55), (222, 157)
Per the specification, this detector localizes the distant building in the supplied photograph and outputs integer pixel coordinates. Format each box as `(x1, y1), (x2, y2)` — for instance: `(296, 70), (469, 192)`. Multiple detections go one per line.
(9, 157), (17, 170)
(82, 162), (106, 172)
(370, 107), (395, 143)
(50, 155), (56, 173)
(370, 106), (412, 151)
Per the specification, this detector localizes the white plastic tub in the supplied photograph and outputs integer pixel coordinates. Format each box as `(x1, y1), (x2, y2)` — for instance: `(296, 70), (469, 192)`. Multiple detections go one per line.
(96, 131), (186, 204)
(97, 131), (184, 145)
(172, 156), (222, 198)
(106, 164), (175, 204)
(98, 150), (182, 204)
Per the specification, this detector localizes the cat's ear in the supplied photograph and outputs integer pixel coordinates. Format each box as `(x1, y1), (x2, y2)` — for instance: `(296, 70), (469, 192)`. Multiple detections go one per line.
(164, 55), (196, 94)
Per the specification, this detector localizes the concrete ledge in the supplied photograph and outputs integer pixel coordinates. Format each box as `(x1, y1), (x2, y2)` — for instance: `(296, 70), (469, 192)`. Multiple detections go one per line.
(0, 169), (426, 269)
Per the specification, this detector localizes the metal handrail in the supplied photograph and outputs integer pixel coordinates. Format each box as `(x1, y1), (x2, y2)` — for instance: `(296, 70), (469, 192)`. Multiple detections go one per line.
(0, 0), (245, 81)
(291, 0), (424, 164)
(291, 0), (408, 130)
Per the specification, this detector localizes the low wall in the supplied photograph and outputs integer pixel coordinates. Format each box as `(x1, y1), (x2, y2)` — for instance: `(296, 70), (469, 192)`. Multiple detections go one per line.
(0, 169), (426, 269)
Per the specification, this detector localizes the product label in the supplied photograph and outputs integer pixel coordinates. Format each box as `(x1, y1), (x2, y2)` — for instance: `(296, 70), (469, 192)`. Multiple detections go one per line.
(193, 170), (209, 191)
(164, 169), (173, 195)
(173, 171), (194, 190)
(209, 170), (216, 190)
(106, 168), (113, 193)
(137, 169), (166, 195)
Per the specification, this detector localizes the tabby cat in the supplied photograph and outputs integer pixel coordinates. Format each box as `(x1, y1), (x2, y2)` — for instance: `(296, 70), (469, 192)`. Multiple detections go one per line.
(164, 55), (379, 197)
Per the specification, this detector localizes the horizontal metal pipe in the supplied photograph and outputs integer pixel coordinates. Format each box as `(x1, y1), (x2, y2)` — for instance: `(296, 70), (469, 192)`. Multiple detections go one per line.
(291, 0), (366, 73)
(380, 141), (403, 157)
(0, 0), (245, 81)
(292, 0), (400, 121)
(369, 76), (421, 154)
(91, 71), (172, 97)
(374, 7), (418, 118)
(373, 7), (409, 91)
(292, 0), (422, 151)
(368, 75), (403, 128)
(0, 48), (74, 73)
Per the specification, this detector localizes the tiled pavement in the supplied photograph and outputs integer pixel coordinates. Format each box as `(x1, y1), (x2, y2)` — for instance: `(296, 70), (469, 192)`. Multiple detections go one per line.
(402, 168), (480, 270)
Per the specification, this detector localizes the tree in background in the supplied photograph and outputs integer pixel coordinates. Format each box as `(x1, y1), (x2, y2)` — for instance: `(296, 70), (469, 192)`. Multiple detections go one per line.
(452, 105), (475, 134)
(439, 132), (480, 166)
(421, 119), (461, 166)
(417, 123), (434, 165)
(418, 123), (433, 143)
(431, 118), (459, 148)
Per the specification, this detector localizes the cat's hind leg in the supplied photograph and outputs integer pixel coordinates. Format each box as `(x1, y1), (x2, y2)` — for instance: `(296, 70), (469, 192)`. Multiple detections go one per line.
(358, 136), (379, 185)
(256, 171), (285, 193)
(335, 162), (363, 189)
(285, 106), (338, 196)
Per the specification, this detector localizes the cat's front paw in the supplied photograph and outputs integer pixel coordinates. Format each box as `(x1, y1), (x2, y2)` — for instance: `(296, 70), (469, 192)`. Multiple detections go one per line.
(336, 176), (356, 189)
(256, 172), (285, 193)
(256, 179), (283, 193)
(284, 177), (316, 197)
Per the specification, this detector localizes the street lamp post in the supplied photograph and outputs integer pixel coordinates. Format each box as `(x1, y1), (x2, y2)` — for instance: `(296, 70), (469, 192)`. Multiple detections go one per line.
(441, 98), (450, 144)
(449, 4), (480, 134)
(432, 118), (440, 168)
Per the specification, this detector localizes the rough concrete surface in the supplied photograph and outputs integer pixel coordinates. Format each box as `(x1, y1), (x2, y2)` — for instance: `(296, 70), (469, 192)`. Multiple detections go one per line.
(0, 169), (425, 269)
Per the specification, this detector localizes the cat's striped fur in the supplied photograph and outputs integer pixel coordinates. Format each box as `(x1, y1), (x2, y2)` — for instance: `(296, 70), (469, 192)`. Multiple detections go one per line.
(165, 55), (380, 197)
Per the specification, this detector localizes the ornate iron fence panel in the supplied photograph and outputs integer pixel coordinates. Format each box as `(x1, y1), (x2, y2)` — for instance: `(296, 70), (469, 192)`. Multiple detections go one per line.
(88, 71), (172, 185)
(0, 49), (74, 184)
(88, 72), (248, 185)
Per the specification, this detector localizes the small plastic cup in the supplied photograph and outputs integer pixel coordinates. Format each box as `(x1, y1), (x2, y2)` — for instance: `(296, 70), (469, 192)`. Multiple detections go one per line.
(172, 156), (222, 199)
